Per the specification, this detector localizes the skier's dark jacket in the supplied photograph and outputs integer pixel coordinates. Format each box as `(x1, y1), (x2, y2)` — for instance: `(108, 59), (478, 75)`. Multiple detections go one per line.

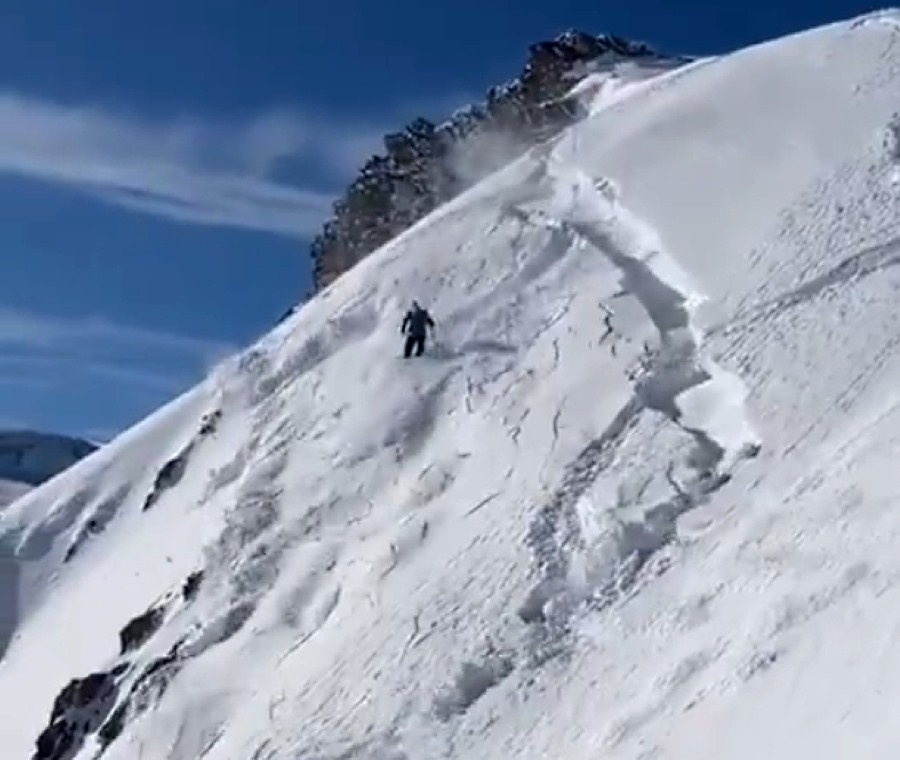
(401, 305), (434, 338)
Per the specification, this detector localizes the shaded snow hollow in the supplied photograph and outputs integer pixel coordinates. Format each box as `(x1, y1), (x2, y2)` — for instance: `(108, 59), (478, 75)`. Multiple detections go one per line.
(4, 10), (900, 760)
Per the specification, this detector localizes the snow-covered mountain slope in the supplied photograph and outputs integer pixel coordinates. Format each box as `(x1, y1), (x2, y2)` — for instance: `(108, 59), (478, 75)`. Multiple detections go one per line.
(0, 432), (97, 508)
(4, 10), (900, 759)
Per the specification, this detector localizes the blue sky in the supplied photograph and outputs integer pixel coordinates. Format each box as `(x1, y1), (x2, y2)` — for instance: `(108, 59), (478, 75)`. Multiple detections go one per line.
(0, 0), (882, 441)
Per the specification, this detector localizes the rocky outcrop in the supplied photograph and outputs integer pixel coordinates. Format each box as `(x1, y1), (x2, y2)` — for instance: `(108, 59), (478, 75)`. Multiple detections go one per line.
(142, 447), (191, 511)
(182, 570), (204, 602)
(142, 408), (221, 511)
(96, 643), (185, 750)
(32, 668), (124, 760)
(31, 645), (186, 759)
(31, 567), (206, 758)
(119, 606), (165, 654)
(310, 31), (688, 289)
(198, 409), (222, 437)
(28, 561), (253, 757)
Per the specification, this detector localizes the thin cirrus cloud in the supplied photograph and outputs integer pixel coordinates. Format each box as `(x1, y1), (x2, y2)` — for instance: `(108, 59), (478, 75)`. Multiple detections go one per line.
(0, 93), (386, 238)
(0, 307), (235, 397)
(0, 308), (234, 442)
(0, 307), (234, 360)
(0, 354), (180, 394)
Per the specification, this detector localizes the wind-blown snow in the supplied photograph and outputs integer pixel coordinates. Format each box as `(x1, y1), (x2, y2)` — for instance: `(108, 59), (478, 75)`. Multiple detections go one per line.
(4, 11), (900, 760)
(566, 58), (707, 116)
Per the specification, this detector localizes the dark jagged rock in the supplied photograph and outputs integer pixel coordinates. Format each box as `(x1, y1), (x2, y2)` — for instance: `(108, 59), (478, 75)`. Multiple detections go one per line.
(199, 409), (222, 437)
(38, 644), (187, 757)
(277, 304), (296, 324)
(32, 570), (210, 758)
(182, 569), (204, 602)
(310, 31), (688, 289)
(98, 643), (185, 753)
(142, 445), (192, 511)
(130, 645), (183, 711)
(118, 606), (165, 654)
(142, 411), (221, 511)
(33, 671), (120, 760)
(50, 673), (111, 722)
(96, 703), (128, 749)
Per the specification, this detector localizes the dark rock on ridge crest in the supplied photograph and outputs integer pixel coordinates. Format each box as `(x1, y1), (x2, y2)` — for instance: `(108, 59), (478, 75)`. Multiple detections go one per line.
(309, 31), (688, 290)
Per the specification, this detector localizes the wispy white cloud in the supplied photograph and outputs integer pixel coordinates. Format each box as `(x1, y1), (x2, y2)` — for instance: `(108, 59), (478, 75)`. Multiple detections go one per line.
(0, 307), (234, 362)
(0, 307), (233, 408)
(0, 90), (488, 239)
(0, 94), (386, 237)
(0, 312), (223, 444)
(0, 310), (230, 439)
(0, 353), (184, 395)
(79, 359), (192, 394)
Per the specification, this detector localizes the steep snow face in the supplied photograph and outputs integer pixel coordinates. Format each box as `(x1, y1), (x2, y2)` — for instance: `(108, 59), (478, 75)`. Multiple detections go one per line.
(4, 11), (900, 760)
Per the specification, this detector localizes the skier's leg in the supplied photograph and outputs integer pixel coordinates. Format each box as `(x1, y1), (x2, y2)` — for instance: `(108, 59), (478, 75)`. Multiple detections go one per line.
(415, 336), (425, 356)
(404, 336), (415, 358)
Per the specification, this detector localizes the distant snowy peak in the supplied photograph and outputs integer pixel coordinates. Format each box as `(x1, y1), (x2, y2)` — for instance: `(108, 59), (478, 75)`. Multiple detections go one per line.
(0, 430), (97, 491)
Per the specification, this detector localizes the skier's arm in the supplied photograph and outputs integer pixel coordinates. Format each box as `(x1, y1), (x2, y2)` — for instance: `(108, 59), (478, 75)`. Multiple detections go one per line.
(426, 313), (435, 329)
(401, 313), (410, 333)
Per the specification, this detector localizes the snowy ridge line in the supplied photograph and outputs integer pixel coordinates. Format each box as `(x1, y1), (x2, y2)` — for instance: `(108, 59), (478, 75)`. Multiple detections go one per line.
(566, 54), (719, 121)
(510, 154), (760, 650)
(850, 8), (900, 31)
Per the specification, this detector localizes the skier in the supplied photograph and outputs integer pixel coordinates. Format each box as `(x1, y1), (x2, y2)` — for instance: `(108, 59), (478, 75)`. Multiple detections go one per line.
(401, 300), (435, 358)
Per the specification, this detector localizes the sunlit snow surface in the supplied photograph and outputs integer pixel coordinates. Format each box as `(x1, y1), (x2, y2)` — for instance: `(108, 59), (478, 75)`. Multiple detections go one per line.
(4, 11), (900, 760)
